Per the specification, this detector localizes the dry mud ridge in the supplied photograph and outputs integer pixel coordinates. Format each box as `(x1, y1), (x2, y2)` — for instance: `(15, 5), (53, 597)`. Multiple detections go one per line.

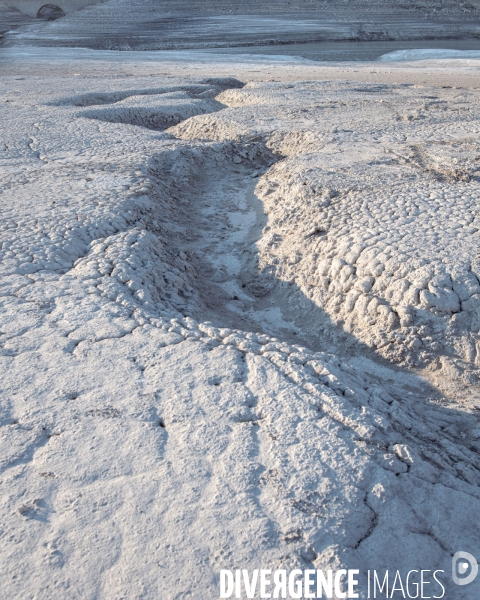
(3, 0), (480, 49)
(1, 69), (480, 599)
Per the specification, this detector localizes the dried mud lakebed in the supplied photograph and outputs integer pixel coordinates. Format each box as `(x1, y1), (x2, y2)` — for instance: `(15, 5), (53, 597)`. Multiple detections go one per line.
(0, 57), (480, 598)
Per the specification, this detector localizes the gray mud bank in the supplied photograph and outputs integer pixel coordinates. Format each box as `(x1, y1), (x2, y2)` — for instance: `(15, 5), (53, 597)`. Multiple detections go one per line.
(2, 0), (480, 50)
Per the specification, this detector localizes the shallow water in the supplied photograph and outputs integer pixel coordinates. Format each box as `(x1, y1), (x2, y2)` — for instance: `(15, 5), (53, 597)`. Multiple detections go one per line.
(214, 38), (480, 62)
(2, 39), (480, 66)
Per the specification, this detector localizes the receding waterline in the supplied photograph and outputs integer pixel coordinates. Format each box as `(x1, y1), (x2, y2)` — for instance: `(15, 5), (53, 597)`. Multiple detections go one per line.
(1, 38), (480, 63)
(212, 38), (480, 62)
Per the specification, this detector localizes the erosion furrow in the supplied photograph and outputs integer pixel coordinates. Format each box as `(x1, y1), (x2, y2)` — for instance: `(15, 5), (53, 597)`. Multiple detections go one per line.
(1, 70), (480, 599)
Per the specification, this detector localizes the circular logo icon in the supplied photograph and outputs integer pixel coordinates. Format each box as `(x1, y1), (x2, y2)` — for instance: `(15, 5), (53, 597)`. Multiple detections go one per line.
(452, 551), (478, 586)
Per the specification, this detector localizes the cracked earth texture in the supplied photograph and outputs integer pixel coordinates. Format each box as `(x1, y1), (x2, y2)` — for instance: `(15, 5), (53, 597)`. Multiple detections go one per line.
(1, 56), (480, 599)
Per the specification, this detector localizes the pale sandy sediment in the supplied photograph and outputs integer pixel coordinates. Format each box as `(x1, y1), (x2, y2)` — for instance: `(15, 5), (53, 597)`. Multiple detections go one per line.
(0, 55), (479, 598)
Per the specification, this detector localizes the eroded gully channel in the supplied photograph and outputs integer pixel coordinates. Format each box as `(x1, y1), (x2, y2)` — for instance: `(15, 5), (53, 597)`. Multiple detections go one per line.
(169, 137), (382, 362)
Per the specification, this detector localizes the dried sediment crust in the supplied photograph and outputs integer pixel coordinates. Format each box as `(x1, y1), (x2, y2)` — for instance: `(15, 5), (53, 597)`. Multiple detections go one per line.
(256, 157), (480, 373)
(2, 67), (480, 598)
(174, 81), (480, 376)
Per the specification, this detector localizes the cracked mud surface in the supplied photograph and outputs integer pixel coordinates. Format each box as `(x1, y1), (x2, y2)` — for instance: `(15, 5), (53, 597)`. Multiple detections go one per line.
(1, 57), (480, 598)
(173, 81), (480, 388)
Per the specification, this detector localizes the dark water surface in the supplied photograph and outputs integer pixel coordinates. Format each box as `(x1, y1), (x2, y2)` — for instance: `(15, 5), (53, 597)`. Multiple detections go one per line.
(213, 38), (480, 62)
(1, 38), (480, 65)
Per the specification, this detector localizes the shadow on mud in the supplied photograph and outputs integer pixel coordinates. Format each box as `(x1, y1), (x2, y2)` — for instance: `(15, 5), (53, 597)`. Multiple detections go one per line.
(74, 78), (480, 519)
(182, 150), (480, 492)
